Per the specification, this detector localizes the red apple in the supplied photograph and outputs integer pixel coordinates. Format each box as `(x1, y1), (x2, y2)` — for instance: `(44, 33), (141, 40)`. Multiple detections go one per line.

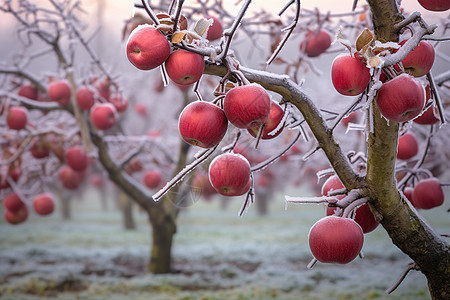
(331, 55), (371, 96)
(308, 216), (364, 264)
(125, 159), (143, 174)
(165, 49), (205, 85)
(299, 29), (332, 57)
(110, 94), (128, 113)
(6, 106), (28, 130)
(412, 178), (444, 209)
(397, 132), (419, 160)
(143, 170), (163, 189)
(208, 153), (251, 196)
(414, 105), (439, 125)
(321, 175), (345, 196)
(248, 101), (285, 139)
(58, 165), (82, 190)
(95, 78), (111, 101)
(327, 204), (379, 233)
(126, 24), (170, 70)
(18, 84), (38, 100)
(178, 101), (228, 148)
(205, 15), (223, 41)
(398, 40), (435, 77)
(342, 111), (359, 127)
(48, 80), (71, 105)
(376, 74), (425, 122)
(223, 83), (271, 129)
(76, 87), (95, 110)
(90, 103), (118, 130)
(3, 192), (25, 213)
(4, 205), (28, 225)
(134, 102), (148, 117)
(417, 0), (450, 12)
(30, 138), (50, 159)
(33, 193), (55, 216)
(65, 145), (89, 171)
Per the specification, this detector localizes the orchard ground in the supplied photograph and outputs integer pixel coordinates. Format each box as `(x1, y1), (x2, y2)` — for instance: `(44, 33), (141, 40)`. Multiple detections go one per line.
(1, 185), (447, 300)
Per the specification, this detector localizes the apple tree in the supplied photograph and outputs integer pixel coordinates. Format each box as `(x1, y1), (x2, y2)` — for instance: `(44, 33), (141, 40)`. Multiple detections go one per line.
(125, 0), (450, 297)
(1, 0), (450, 298)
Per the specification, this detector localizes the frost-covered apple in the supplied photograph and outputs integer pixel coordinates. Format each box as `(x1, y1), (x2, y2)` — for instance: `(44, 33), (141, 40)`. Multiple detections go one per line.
(165, 49), (205, 85)
(126, 25), (170, 70)
(208, 153), (251, 196)
(331, 55), (371, 96)
(223, 83), (271, 129)
(308, 216), (364, 264)
(178, 101), (228, 148)
(376, 74), (425, 123)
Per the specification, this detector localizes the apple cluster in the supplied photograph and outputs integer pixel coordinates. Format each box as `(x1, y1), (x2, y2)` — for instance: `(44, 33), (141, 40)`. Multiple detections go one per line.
(403, 178), (445, 210)
(2, 192), (55, 225)
(126, 25), (205, 86)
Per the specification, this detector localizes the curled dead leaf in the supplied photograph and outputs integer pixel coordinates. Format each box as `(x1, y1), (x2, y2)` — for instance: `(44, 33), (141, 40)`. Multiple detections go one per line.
(356, 28), (373, 52)
(172, 31), (186, 44)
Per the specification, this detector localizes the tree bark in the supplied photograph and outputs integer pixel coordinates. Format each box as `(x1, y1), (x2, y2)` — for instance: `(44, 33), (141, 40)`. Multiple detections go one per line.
(117, 190), (136, 230)
(366, 1), (450, 298)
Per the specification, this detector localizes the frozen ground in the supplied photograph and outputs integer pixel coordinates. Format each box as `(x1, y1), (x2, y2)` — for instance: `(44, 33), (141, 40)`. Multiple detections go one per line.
(0, 186), (447, 300)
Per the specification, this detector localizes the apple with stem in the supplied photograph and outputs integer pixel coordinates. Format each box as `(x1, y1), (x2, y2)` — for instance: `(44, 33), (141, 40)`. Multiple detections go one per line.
(331, 54), (371, 96)
(65, 145), (89, 172)
(397, 40), (435, 78)
(397, 131), (419, 160)
(414, 105), (439, 125)
(178, 101), (228, 148)
(208, 153), (251, 196)
(308, 216), (364, 264)
(412, 178), (444, 209)
(33, 193), (55, 216)
(6, 106), (28, 130)
(90, 103), (118, 130)
(299, 29), (332, 57)
(248, 101), (285, 139)
(48, 80), (71, 105)
(126, 24), (171, 70)
(165, 49), (205, 85)
(376, 74), (425, 123)
(223, 83), (271, 129)
(76, 87), (95, 110)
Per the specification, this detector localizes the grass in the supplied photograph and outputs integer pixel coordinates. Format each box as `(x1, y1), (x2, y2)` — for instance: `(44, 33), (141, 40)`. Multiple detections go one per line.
(0, 186), (445, 299)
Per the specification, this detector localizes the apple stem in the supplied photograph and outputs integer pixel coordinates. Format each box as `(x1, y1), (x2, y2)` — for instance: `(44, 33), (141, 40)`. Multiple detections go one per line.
(307, 258), (318, 269)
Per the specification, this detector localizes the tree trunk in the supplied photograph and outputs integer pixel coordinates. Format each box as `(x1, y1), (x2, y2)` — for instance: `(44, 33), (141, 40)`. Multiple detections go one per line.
(57, 188), (71, 221)
(147, 197), (177, 273)
(118, 190), (136, 230)
(366, 1), (450, 298)
(255, 190), (269, 216)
